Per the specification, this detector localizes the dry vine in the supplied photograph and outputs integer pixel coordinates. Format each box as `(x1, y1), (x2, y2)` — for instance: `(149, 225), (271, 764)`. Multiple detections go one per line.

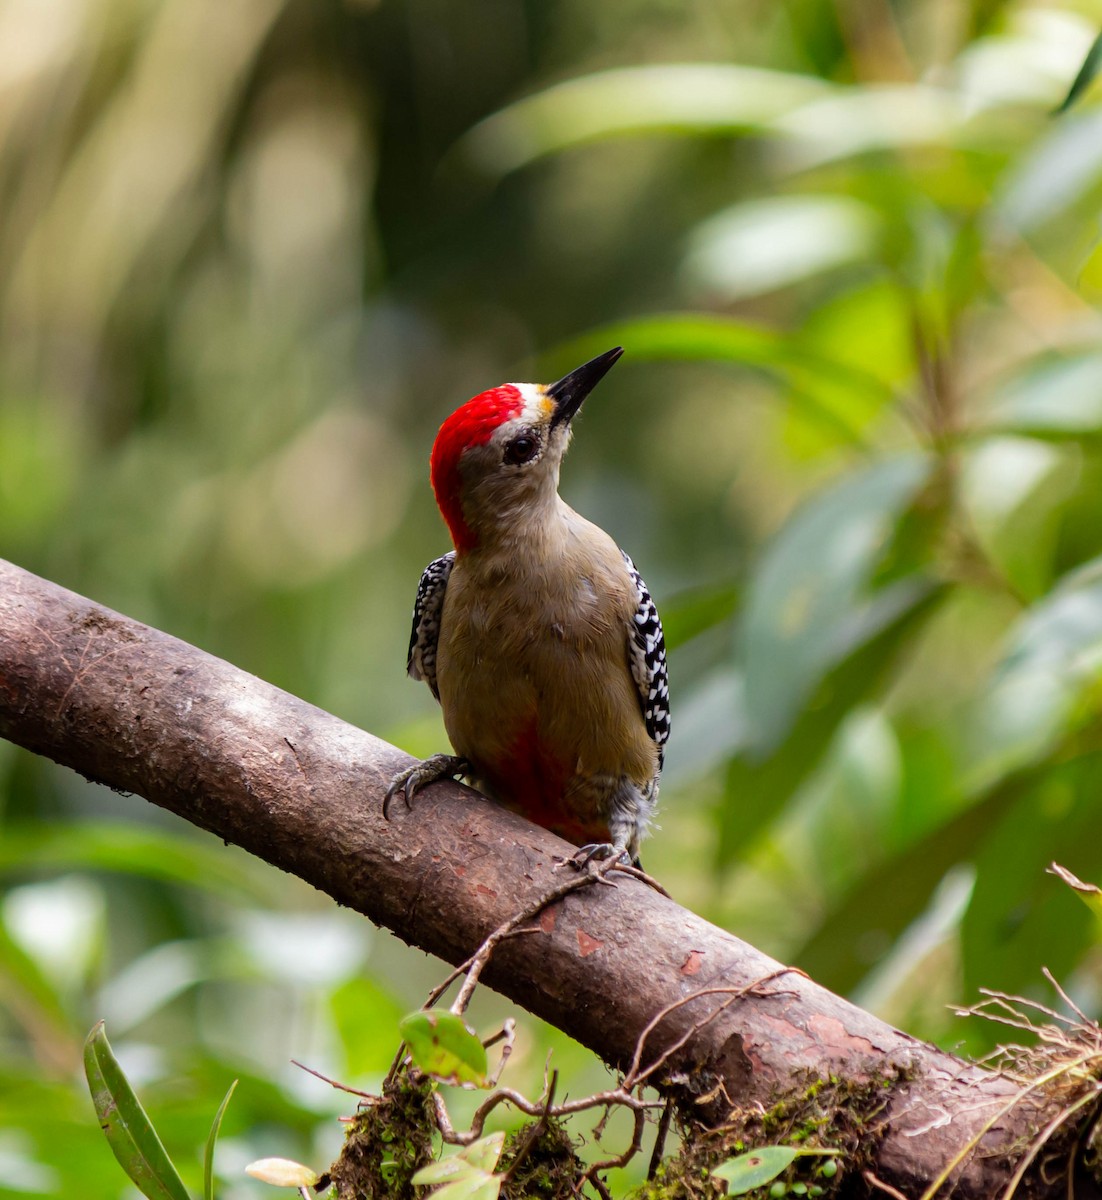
(920, 968), (1102, 1200)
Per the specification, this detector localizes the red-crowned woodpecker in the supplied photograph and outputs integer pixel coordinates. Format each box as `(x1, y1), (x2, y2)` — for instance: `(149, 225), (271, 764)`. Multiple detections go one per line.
(385, 347), (669, 865)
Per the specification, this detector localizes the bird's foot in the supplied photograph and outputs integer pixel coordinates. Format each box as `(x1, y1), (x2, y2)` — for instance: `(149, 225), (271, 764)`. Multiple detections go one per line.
(570, 841), (631, 869)
(383, 754), (471, 820)
(554, 843), (634, 887)
(556, 843), (669, 896)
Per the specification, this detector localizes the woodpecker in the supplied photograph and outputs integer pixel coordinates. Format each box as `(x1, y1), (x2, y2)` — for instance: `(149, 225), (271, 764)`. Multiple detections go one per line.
(385, 347), (670, 866)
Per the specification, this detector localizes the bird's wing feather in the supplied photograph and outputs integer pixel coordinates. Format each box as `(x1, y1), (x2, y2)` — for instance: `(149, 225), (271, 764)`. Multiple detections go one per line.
(406, 551), (456, 701)
(621, 552), (671, 767)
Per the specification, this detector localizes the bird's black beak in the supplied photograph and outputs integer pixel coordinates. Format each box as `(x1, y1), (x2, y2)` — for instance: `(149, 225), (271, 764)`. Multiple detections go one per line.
(547, 346), (623, 429)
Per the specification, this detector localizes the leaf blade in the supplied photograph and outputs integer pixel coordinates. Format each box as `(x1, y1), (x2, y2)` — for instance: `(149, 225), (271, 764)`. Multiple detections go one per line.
(1055, 31), (1102, 115)
(204, 1079), (238, 1200)
(462, 1132), (506, 1173)
(83, 1021), (192, 1200)
(399, 1011), (488, 1087)
(455, 64), (830, 175)
(712, 1146), (798, 1194)
(412, 1135), (505, 1200)
(740, 455), (933, 752)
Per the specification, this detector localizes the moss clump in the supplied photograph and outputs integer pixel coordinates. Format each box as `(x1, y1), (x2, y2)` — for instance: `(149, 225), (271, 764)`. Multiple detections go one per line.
(321, 1066), (911, 1200)
(328, 1076), (436, 1200)
(628, 1068), (909, 1200)
(500, 1119), (585, 1200)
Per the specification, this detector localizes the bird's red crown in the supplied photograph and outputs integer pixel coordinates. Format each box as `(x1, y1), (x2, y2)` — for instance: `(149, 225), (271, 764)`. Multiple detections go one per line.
(430, 384), (524, 553)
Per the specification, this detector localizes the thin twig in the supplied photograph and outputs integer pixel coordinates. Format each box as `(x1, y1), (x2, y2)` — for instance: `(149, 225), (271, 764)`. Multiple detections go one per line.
(647, 1097), (674, 1179)
(501, 1071), (558, 1184)
(864, 1169), (910, 1199)
(582, 1108), (646, 1189)
(591, 1103), (614, 1142)
(428, 927), (547, 1008)
(977, 987), (1090, 1035)
(431, 1079), (661, 1147)
(383, 868), (608, 1090)
(997, 1086), (1102, 1200)
(1043, 968), (1094, 1029)
(452, 926), (542, 1013)
(918, 1052), (1102, 1200)
(585, 1173), (614, 1200)
(442, 868), (608, 1015)
(406, 870), (798, 1190)
(382, 1043), (408, 1089)
(432, 1090), (460, 1142)
(290, 1058), (375, 1099)
(485, 1019), (516, 1087)
(625, 969), (799, 1088)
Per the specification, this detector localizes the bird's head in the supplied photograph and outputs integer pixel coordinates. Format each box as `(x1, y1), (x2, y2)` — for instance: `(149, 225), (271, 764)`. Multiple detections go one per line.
(429, 346), (623, 553)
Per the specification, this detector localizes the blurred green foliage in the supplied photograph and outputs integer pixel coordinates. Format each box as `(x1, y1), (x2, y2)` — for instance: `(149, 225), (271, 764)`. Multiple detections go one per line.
(4, 0), (1102, 1194)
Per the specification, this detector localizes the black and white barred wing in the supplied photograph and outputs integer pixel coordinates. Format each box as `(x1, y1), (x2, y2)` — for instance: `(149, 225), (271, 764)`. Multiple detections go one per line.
(406, 551), (455, 701)
(621, 551), (671, 768)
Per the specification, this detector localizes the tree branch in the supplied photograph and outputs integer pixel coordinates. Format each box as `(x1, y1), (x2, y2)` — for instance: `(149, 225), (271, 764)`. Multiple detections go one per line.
(0, 558), (1093, 1197)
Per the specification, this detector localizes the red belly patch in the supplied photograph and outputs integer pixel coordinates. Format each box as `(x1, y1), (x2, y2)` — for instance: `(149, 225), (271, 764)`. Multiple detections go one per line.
(480, 720), (609, 846)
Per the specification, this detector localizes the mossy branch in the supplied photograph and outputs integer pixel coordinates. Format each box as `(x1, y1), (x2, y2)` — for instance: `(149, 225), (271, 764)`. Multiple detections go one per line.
(0, 557), (1097, 1198)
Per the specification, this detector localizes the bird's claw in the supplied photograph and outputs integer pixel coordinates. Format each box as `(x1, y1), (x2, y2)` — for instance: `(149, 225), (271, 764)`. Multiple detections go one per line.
(382, 773), (416, 821)
(567, 845), (631, 888)
(553, 844), (668, 893)
(568, 842), (631, 870)
(383, 754), (471, 821)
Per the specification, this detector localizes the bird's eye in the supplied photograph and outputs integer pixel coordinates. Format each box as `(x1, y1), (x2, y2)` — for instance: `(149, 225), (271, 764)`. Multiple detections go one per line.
(504, 434), (539, 465)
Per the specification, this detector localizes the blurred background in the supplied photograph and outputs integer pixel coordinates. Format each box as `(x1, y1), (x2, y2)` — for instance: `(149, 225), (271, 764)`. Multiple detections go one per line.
(3, 0), (1102, 1193)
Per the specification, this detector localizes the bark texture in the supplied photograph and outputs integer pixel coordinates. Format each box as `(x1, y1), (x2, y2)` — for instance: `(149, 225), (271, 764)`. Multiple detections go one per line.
(0, 558), (1091, 1197)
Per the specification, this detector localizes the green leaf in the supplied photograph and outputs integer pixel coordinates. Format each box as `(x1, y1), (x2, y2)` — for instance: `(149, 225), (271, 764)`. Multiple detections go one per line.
(412, 1134), (504, 1200)
(963, 555), (1102, 790)
(0, 915), (74, 1053)
(83, 1021), (192, 1200)
(417, 1176), (500, 1200)
(768, 83), (964, 169)
(740, 455), (933, 753)
(798, 278), (914, 393)
(415, 1133), (505, 1183)
(204, 1080), (237, 1200)
(960, 437), (1072, 600)
(980, 354), (1102, 438)
(712, 1146), (798, 1194)
(794, 749), (1014, 998)
(995, 108), (1102, 234)
(0, 822), (282, 906)
(462, 1132), (506, 1173)
(1055, 31), (1102, 115)
(683, 195), (880, 302)
(399, 1011), (488, 1087)
(960, 756), (1101, 1033)
(718, 579), (944, 866)
(1048, 862), (1102, 918)
(455, 64), (830, 175)
(657, 581), (740, 651)
(551, 313), (894, 447)
(554, 312), (794, 369)
(413, 1159), (472, 1186)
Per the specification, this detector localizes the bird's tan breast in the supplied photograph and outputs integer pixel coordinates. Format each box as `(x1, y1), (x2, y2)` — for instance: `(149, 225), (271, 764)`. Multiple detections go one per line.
(435, 519), (655, 790)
